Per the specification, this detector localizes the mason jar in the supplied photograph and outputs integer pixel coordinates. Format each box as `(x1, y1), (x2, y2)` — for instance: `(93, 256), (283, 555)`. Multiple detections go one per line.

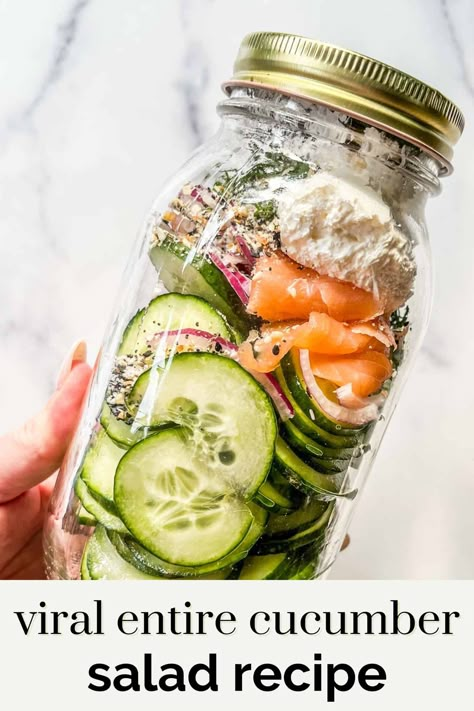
(44, 32), (464, 580)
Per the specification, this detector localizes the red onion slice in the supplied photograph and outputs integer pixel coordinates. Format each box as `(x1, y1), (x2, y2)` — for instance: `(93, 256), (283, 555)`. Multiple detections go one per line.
(190, 186), (217, 208)
(235, 235), (256, 266)
(248, 370), (294, 421)
(299, 349), (380, 426)
(148, 328), (294, 421)
(335, 383), (386, 410)
(210, 253), (250, 304)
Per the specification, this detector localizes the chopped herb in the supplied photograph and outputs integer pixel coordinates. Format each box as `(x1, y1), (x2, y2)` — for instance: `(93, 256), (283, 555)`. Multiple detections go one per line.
(390, 347), (404, 371)
(254, 200), (277, 223)
(390, 305), (410, 331)
(389, 306), (410, 370)
(214, 152), (310, 195)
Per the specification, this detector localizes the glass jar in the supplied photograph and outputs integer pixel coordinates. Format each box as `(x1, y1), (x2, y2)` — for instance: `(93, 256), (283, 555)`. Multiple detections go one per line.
(44, 33), (463, 580)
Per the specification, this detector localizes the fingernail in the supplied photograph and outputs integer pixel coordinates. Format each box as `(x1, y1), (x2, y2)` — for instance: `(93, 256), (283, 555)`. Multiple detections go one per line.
(341, 534), (351, 552)
(56, 340), (87, 389)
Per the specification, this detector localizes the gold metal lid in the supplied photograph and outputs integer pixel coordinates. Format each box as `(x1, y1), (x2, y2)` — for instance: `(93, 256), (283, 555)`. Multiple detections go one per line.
(223, 32), (464, 174)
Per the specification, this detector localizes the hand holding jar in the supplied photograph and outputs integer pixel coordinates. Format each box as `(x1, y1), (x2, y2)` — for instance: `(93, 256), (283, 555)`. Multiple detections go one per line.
(0, 344), (90, 579)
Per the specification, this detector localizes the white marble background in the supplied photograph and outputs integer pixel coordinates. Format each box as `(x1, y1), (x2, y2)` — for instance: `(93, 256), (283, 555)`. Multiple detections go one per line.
(0, 0), (473, 578)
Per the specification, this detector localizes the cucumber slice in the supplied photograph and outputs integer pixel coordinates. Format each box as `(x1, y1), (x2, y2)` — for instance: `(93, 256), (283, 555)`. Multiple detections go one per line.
(127, 353), (277, 499)
(100, 404), (140, 448)
(285, 546), (320, 580)
(257, 503), (334, 553)
(239, 541), (324, 579)
(149, 231), (249, 337)
(239, 553), (288, 580)
(265, 497), (329, 538)
(275, 438), (353, 498)
(109, 503), (268, 577)
(75, 478), (128, 534)
(108, 532), (233, 580)
(276, 364), (362, 449)
(282, 420), (354, 470)
(105, 294), (234, 447)
(100, 407), (177, 449)
(119, 293), (232, 356)
(114, 428), (254, 566)
(281, 504), (333, 548)
(78, 507), (97, 528)
(81, 429), (125, 510)
(281, 353), (365, 439)
(255, 473), (299, 513)
(290, 561), (317, 580)
(80, 543), (92, 579)
(84, 526), (164, 580)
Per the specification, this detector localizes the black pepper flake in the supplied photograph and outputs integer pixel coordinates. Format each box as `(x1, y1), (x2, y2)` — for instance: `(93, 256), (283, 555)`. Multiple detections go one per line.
(272, 344), (280, 356)
(214, 341), (223, 352)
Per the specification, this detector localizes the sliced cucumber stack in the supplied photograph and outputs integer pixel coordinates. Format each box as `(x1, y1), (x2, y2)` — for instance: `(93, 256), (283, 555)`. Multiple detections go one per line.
(239, 553), (288, 580)
(238, 541), (324, 580)
(128, 353), (277, 498)
(271, 359), (367, 502)
(264, 496), (329, 539)
(149, 231), (249, 337)
(274, 438), (352, 498)
(100, 404), (141, 449)
(80, 546), (92, 579)
(255, 469), (301, 513)
(105, 293), (236, 448)
(257, 502), (334, 553)
(77, 506), (97, 528)
(81, 526), (234, 580)
(75, 478), (128, 534)
(280, 352), (366, 438)
(285, 546), (321, 580)
(83, 526), (165, 580)
(282, 420), (354, 471)
(105, 294), (233, 448)
(275, 367), (361, 450)
(81, 429), (125, 510)
(109, 503), (268, 577)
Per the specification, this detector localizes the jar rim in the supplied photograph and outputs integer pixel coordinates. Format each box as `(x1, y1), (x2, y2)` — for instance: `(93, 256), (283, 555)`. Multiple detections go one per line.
(223, 32), (465, 176)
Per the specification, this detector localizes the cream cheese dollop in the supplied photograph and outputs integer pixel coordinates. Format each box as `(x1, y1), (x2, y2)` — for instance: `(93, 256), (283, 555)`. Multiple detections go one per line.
(278, 172), (416, 312)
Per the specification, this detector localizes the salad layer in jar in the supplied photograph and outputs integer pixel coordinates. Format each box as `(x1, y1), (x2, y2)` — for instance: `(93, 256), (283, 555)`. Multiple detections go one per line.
(75, 152), (414, 581)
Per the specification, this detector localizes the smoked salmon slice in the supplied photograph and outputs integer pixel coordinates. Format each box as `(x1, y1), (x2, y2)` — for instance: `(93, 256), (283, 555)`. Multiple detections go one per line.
(309, 350), (393, 397)
(238, 325), (298, 373)
(238, 313), (393, 373)
(248, 251), (382, 323)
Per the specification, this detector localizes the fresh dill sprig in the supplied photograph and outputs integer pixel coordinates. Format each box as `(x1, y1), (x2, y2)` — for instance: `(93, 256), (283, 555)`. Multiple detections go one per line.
(254, 200), (277, 223)
(390, 305), (410, 331)
(213, 152), (310, 196)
